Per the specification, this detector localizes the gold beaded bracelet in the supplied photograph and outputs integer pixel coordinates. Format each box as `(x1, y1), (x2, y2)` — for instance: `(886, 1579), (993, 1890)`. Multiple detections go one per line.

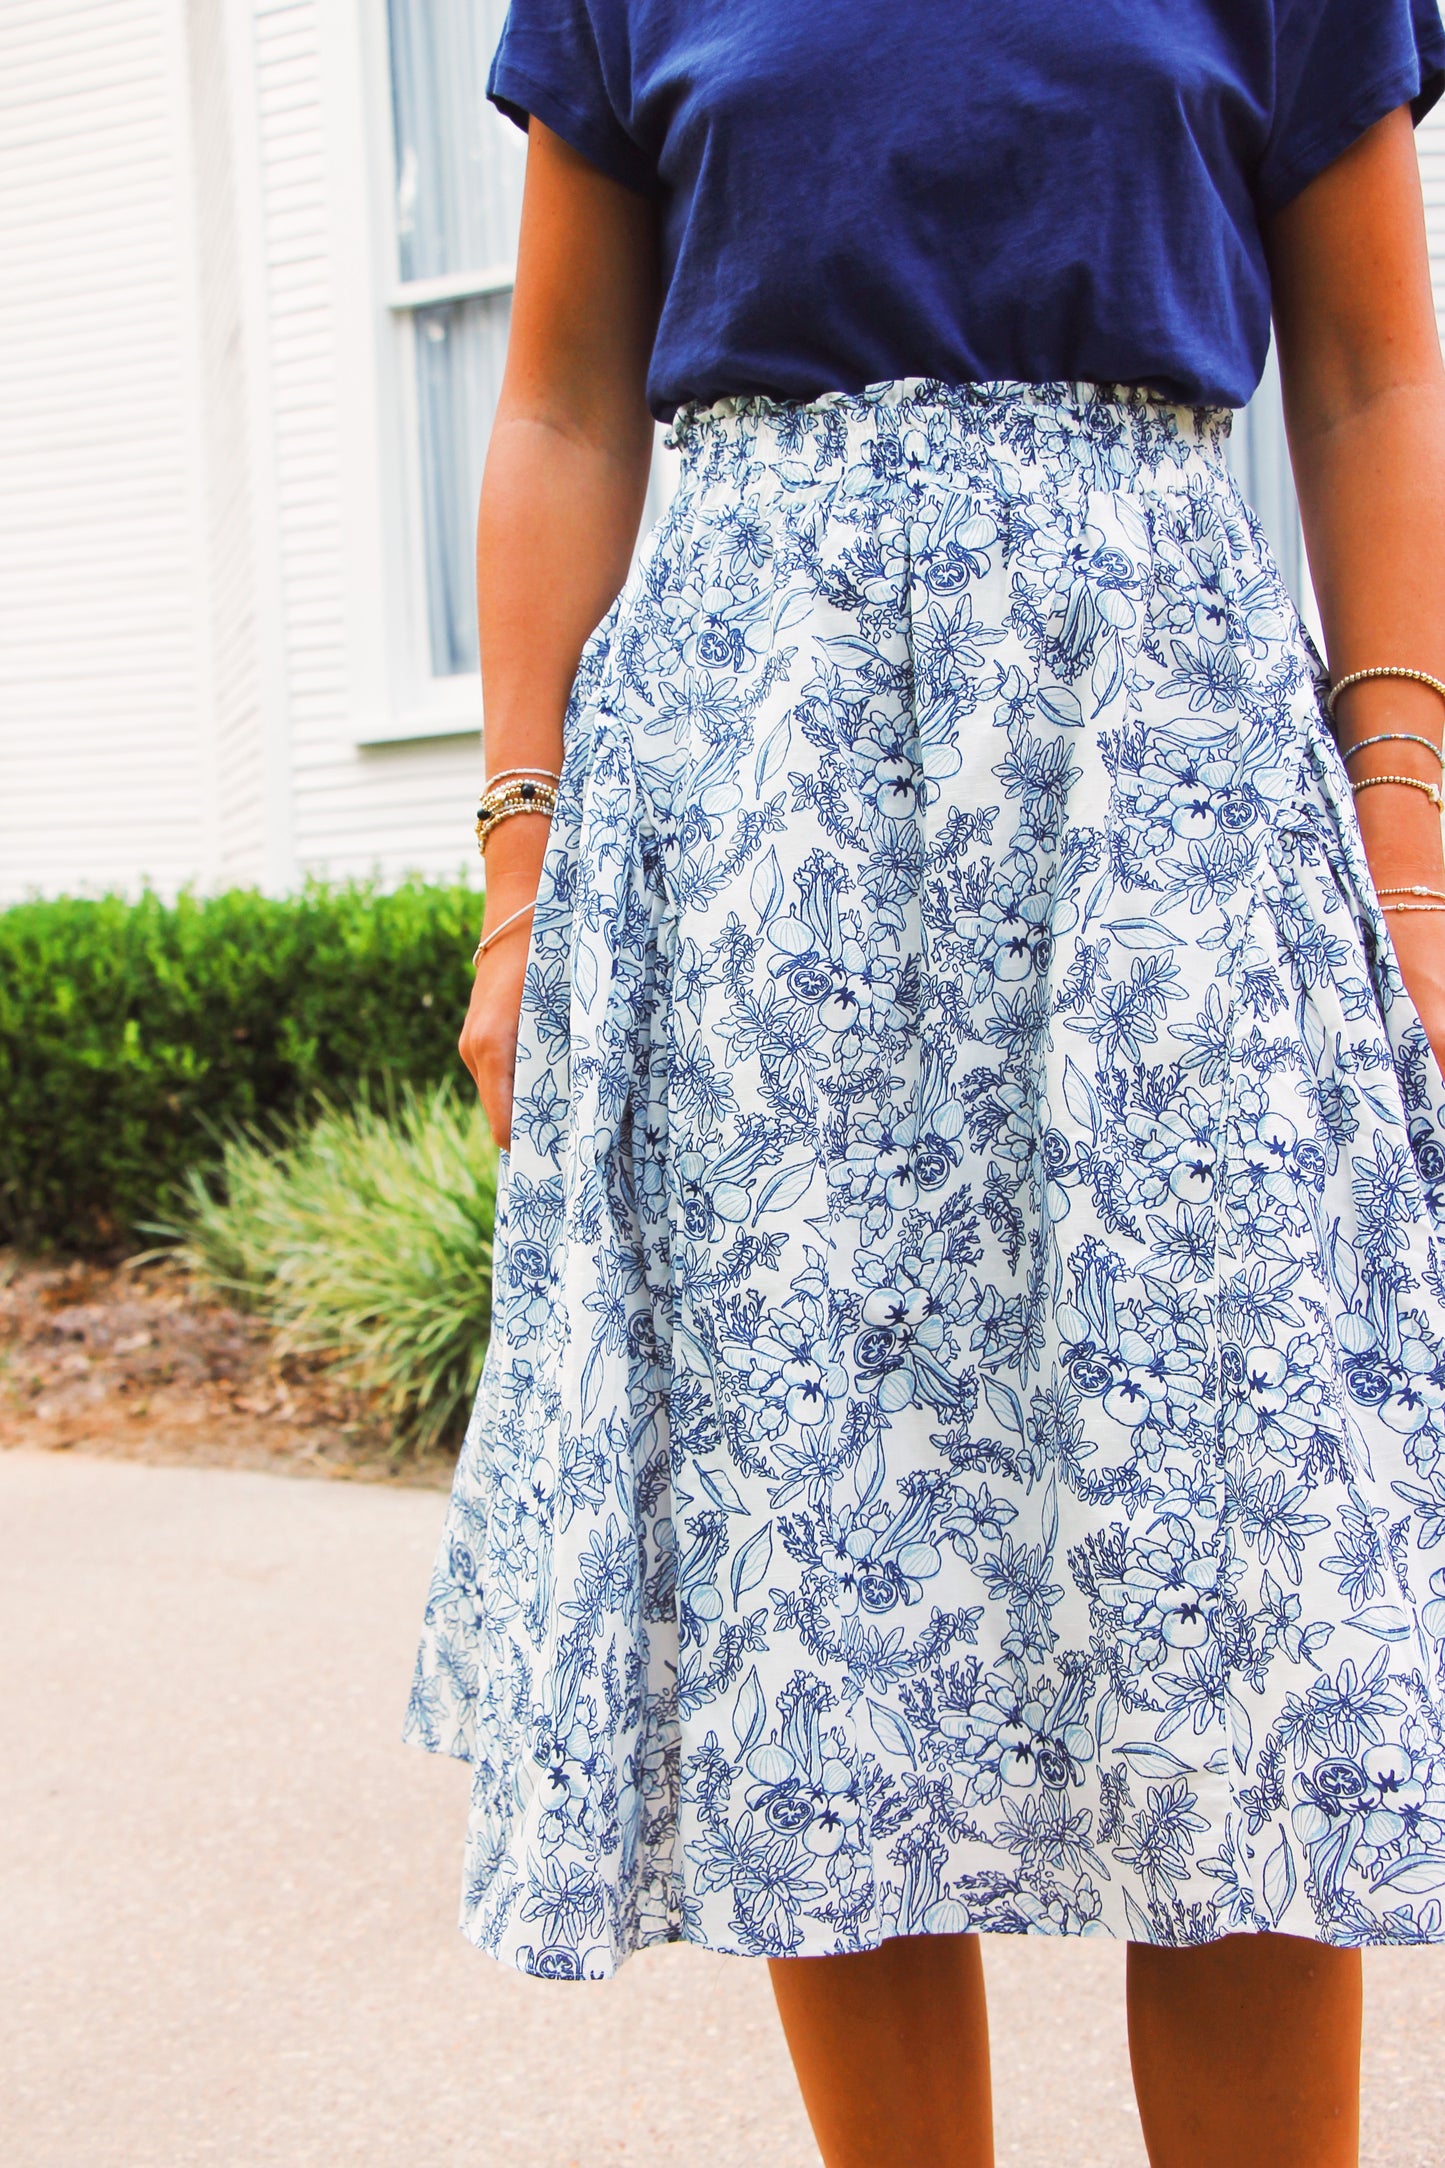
(1350, 773), (1443, 809)
(1327, 666), (1445, 721)
(1378, 885), (1445, 901)
(474, 771), (560, 856)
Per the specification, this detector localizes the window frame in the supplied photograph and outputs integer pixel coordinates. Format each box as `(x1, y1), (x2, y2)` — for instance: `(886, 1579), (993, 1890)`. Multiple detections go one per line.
(308, 3), (695, 749)
(1224, 338), (1323, 652)
(320, 0), (517, 747)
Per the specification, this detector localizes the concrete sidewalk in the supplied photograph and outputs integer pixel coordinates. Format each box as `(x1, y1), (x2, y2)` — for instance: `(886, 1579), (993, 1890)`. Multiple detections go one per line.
(2, 1448), (1442, 2167)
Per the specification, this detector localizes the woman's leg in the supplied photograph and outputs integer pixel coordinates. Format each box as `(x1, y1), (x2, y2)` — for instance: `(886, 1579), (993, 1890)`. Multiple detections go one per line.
(1127, 1932), (1362, 2168)
(768, 1933), (994, 2168)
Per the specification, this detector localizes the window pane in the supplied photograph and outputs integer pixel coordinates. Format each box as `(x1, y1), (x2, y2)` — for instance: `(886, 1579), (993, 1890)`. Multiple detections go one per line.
(387, 0), (523, 281)
(1225, 341), (1308, 614)
(414, 295), (511, 677)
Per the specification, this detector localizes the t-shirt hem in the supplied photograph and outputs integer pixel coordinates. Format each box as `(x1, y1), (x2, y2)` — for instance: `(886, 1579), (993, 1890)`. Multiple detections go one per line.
(486, 62), (657, 198)
(1259, 50), (1444, 217)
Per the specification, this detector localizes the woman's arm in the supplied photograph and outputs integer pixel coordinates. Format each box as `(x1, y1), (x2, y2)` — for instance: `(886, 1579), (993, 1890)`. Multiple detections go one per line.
(459, 122), (659, 1145)
(1270, 105), (1445, 1071)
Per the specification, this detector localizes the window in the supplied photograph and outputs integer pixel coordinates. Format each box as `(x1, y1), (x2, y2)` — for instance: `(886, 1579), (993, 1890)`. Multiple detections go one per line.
(1225, 343), (1321, 644)
(386, 0), (523, 680)
(382, 0), (677, 697)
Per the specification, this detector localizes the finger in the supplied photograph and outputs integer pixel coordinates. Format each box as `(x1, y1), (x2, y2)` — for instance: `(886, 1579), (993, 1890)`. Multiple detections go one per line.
(488, 1063), (514, 1153)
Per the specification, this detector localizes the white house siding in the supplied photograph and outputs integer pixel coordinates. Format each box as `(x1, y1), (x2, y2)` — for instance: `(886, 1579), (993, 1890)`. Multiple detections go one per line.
(187, 0), (268, 888)
(0, 0), (214, 903)
(251, 0), (481, 893)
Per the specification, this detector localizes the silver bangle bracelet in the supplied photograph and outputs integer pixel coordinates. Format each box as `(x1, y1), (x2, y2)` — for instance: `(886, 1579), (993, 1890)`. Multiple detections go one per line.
(482, 766), (562, 791)
(471, 900), (536, 967)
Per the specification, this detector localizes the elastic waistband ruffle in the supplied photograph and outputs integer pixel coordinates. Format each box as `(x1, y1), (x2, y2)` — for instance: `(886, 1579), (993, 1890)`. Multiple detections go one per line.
(667, 376), (1234, 469)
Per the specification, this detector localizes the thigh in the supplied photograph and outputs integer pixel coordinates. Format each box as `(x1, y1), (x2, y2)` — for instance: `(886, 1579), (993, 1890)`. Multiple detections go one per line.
(1127, 1932), (1361, 2168)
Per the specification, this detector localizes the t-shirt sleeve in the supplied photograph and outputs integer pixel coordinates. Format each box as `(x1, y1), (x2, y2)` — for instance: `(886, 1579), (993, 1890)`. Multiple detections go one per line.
(487, 0), (655, 197)
(1259, 0), (1445, 214)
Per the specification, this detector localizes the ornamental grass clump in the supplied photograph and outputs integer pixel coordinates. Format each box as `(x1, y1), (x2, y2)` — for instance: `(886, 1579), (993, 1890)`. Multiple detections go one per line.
(165, 1085), (497, 1454)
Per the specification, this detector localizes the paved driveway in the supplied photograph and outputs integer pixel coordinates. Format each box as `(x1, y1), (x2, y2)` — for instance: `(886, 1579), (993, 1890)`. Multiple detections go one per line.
(2, 1448), (1442, 2166)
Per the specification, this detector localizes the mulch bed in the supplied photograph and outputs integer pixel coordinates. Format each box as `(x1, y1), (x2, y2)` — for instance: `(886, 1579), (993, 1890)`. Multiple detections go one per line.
(0, 1249), (454, 1487)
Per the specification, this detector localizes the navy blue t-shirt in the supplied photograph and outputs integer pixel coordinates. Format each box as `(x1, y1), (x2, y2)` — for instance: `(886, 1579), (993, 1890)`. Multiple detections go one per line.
(488, 1), (1445, 416)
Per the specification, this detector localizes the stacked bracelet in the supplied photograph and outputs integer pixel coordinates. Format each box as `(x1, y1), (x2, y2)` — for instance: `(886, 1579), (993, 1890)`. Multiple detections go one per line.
(1330, 679), (1445, 918)
(474, 768), (560, 856)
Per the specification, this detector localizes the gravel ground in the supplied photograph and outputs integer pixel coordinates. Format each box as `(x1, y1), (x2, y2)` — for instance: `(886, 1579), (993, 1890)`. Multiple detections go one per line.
(2, 1446), (1442, 2167)
(0, 1249), (440, 1483)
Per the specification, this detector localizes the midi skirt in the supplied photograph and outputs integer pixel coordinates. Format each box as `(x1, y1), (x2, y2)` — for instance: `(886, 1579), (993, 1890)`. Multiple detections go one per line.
(407, 379), (1445, 1975)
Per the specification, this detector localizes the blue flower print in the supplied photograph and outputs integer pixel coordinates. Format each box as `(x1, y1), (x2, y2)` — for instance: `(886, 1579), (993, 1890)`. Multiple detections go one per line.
(408, 380), (1445, 1973)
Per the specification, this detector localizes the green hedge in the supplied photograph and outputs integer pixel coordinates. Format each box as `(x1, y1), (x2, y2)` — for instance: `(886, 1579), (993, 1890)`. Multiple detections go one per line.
(0, 881), (482, 1252)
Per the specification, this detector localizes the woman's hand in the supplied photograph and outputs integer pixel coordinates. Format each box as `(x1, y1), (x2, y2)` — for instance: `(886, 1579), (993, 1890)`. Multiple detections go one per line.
(1386, 912), (1445, 1084)
(459, 930), (531, 1151)
(458, 817), (550, 1150)
(1351, 768), (1445, 1085)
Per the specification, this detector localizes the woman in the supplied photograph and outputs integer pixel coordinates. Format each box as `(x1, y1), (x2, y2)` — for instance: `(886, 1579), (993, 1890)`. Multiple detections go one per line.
(407, 4), (1445, 2160)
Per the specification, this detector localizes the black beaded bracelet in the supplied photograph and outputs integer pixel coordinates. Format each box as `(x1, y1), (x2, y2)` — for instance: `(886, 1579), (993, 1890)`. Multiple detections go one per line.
(474, 775), (560, 855)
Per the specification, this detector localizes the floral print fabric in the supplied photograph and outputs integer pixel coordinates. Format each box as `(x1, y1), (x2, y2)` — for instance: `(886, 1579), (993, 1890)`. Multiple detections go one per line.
(407, 379), (1445, 1976)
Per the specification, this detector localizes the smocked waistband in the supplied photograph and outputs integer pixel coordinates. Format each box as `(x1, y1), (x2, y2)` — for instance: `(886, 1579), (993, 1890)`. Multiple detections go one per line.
(668, 376), (1234, 469)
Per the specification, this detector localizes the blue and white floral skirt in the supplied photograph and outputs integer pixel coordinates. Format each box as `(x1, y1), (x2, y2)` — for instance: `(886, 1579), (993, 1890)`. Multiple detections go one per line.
(407, 379), (1445, 1974)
